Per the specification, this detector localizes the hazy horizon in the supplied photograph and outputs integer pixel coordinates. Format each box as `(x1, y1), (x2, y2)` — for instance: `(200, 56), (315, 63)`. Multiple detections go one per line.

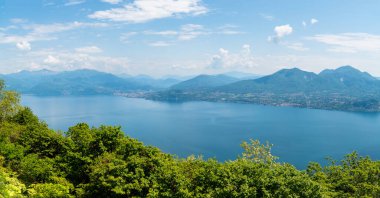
(1, 65), (378, 79)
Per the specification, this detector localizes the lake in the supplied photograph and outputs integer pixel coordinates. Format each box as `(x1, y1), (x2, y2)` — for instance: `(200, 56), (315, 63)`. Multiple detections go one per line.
(21, 95), (380, 169)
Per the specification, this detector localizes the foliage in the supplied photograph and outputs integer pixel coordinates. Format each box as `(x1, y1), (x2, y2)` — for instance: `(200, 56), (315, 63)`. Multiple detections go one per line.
(307, 152), (380, 197)
(27, 183), (73, 198)
(0, 80), (22, 122)
(0, 156), (25, 198)
(0, 85), (379, 197)
(241, 139), (278, 164)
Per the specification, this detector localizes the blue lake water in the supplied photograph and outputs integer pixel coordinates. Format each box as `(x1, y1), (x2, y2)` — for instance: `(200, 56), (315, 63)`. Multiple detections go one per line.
(21, 95), (380, 169)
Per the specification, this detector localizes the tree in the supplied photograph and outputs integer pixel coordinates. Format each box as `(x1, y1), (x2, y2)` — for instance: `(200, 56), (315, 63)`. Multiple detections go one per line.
(27, 183), (74, 198)
(0, 80), (22, 122)
(0, 156), (26, 198)
(240, 139), (278, 164)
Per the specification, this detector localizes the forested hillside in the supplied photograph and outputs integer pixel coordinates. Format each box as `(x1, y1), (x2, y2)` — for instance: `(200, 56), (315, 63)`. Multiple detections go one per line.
(0, 80), (379, 197)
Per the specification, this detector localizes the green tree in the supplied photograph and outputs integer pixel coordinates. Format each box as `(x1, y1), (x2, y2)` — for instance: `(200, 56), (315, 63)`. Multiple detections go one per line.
(240, 139), (278, 164)
(18, 154), (57, 184)
(307, 152), (380, 197)
(0, 156), (25, 198)
(0, 80), (22, 122)
(27, 183), (74, 198)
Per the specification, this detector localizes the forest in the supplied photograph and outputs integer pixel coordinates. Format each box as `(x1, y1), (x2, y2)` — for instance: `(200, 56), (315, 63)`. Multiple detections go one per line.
(0, 80), (379, 197)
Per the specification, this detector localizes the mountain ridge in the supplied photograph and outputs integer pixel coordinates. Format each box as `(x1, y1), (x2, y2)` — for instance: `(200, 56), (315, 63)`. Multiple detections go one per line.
(1, 66), (380, 112)
(147, 66), (380, 112)
(1, 69), (152, 96)
(170, 74), (239, 90)
(215, 66), (380, 95)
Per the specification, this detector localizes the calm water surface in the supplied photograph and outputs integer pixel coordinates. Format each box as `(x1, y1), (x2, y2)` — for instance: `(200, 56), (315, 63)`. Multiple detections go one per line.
(21, 95), (380, 169)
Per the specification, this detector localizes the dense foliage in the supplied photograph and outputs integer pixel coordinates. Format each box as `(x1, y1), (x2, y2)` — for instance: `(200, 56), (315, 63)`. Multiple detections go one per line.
(0, 80), (379, 197)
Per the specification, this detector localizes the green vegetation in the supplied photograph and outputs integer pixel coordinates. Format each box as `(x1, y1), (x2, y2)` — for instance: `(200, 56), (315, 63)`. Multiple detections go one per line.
(0, 80), (379, 197)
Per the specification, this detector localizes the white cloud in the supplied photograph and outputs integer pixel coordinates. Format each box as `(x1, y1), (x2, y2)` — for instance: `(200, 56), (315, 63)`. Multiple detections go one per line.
(268, 24), (293, 43)
(218, 30), (243, 35)
(16, 41), (31, 51)
(209, 44), (256, 69)
(141, 24), (241, 44)
(10, 18), (27, 24)
(44, 55), (61, 65)
(0, 33), (54, 45)
(327, 47), (357, 53)
(65, 0), (86, 6)
(217, 24), (244, 35)
(21, 49), (130, 73)
(178, 24), (208, 40)
(283, 42), (309, 51)
(88, 0), (208, 23)
(120, 32), (138, 43)
(144, 30), (178, 36)
(302, 18), (318, 27)
(75, 46), (102, 53)
(181, 24), (203, 32)
(23, 21), (108, 35)
(101, 0), (123, 4)
(260, 13), (275, 21)
(0, 25), (17, 32)
(307, 33), (380, 53)
(0, 21), (109, 50)
(149, 41), (172, 47)
(274, 24), (293, 38)
(310, 18), (318, 25)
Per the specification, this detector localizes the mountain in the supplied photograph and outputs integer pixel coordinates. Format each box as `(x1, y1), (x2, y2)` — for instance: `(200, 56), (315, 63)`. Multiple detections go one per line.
(219, 68), (320, 93)
(319, 66), (376, 80)
(318, 66), (379, 92)
(1, 69), (152, 96)
(170, 74), (239, 90)
(161, 75), (195, 81)
(119, 74), (182, 89)
(0, 69), (58, 92)
(217, 66), (380, 95)
(2, 66), (380, 111)
(146, 66), (380, 112)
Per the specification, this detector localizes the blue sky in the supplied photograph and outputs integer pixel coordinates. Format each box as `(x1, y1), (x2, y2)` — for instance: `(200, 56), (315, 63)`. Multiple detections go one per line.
(0, 0), (379, 77)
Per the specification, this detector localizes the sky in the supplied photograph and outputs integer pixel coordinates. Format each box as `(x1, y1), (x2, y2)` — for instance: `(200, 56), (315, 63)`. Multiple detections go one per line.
(0, 0), (380, 77)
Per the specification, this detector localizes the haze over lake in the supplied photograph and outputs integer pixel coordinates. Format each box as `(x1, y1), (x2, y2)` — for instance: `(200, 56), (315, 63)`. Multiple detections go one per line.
(21, 95), (380, 168)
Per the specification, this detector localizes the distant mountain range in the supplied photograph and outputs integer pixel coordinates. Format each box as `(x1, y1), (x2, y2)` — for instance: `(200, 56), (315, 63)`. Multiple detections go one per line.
(147, 66), (380, 112)
(118, 74), (182, 89)
(1, 66), (379, 111)
(217, 66), (379, 95)
(170, 74), (240, 90)
(0, 69), (259, 96)
(0, 69), (151, 96)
